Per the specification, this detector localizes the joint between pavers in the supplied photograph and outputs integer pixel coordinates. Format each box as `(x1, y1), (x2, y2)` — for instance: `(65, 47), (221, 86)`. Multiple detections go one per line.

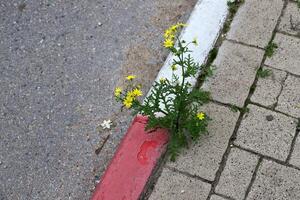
(214, 192), (236, 200)
(206, 110), (245, 200)
(243, 157), (263, 200)
(248, 101), (298, 120)
(277, 30), (300, 40)
(286, 120), (300, 163)
(225, 39), (265, 50)
(165, 165), (213, 185)
(264, 64), (300, 78)
(273, 72), (289, 110)
(233, 144), (300, 171)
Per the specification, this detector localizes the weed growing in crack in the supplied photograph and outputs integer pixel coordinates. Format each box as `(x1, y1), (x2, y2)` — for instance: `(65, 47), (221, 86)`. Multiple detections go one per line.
(265, 42), (278, 57)
(115, 23), (211, 161)
(230, 105), (240, 112)
(224, 0), (245, 34)
(257, 68), (272, 78)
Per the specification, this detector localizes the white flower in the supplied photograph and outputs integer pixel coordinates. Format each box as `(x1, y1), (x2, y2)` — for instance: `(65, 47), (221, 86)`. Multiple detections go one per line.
(101, 119), (112, 129)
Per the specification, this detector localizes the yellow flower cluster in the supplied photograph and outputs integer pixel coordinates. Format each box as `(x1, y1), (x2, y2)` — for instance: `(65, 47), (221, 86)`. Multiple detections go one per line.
(197, 112), (205, 120)
(123, 88), (143, 108)
(163, 23), (187, 48)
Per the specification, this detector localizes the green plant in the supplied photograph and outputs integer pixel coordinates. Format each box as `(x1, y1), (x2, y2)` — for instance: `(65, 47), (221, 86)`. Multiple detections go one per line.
(257, 68), (272, 78)
(230, 105), (239, 112)
(298, 0), (300, 9)
(265, 42), (278, 57)
(227, 0), (244, 14)
(115, 23), (211, 161)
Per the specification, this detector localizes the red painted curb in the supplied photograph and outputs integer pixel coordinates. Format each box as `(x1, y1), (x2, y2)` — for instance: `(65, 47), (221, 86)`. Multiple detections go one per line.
(91, 115), (169, 200)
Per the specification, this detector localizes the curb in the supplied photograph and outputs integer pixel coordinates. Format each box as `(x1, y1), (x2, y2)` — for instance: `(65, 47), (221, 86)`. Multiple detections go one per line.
(91, 115), (169, 200)
(91, 0), (228, 199)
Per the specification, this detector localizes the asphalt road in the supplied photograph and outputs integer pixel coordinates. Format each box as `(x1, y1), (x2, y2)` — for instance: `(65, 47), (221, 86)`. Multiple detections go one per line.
(0, 0), (196, 199)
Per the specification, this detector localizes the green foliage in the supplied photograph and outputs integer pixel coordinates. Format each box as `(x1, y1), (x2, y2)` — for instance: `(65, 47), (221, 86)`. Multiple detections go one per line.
(265, 42), (278, 57)
(298, 0), (300, 9)
(115, 26), (211, 160)
(257, 68), (272, 78)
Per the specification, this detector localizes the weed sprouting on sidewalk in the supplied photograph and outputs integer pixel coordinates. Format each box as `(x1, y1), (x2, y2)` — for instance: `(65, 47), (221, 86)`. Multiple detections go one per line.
(114, 24), (210, 161)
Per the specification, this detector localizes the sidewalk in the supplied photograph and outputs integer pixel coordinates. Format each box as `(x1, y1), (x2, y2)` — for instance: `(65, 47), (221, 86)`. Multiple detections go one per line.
(149, 0), (300, 199)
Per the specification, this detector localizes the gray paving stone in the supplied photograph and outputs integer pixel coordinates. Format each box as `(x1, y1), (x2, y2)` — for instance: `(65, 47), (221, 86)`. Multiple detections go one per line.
(276, 75), (300, 118)
(149, 168), (211, 200)
(168, 103), (239, 181)
(203, 41), (264, 107)
(235, 104), (297, 161)
(227, 0), (283, 48)
(215, 148), (259, 200)
(247, 160), (300, 200)
(290, 135), (300, 168)
(251, 66), (287, 107)
(265, 33), (300, 75)
(278, 2), (300, 36)
(210, 195), (227, 200)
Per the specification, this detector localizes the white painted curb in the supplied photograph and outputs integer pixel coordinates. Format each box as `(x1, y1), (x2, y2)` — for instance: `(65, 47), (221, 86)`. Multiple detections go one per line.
(146, 0), (228, 98)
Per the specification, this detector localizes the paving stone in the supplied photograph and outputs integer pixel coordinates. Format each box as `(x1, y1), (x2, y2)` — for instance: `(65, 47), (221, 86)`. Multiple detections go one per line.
(149, 168), (211, 200)
(210, 194), (227, 200)
(202, 41), (264, 107)
(235, 104), (297, 161)
(247, 160), (300, 200)
(290, 135), (300, 168)
(227, 0), (283, 48)
(278, 2), (300, 36)
(276, 75), (300, 118)
(167, 103), (239, 181)
(251, 66), (287, 107)
(265, 33), (300, 75)
(215, 148), (259, 200)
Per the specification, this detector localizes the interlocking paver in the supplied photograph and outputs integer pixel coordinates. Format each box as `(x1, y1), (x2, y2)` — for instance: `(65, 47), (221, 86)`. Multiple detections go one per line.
(235, 104), (297, 161)
(215, 148), (259, 200)
(278, 2), (300, 36)
(265, 33), (300, 75)
(251, 66), (286, 107)
(227, 0), (283, 48)
(210, 195), (227, 200)
(168, 103), (239, 181)
(149, 168), (211, 200)
(247, 160), (300, 200)
(203, 41), (264, 107)
(276, 75), (300, 118)
(290, 135), (300, 168)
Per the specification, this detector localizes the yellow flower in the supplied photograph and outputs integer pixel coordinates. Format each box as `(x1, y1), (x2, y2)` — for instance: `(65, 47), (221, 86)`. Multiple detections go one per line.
(171, 23), (187, 31)
(197, 112), (205, 120)
(132, 88), (143, 97)
(192, 37), (198, 46)
(123, 96), (133, 108)
(164, 29), (174, 39)
(159, 77), (166, 83)
(126, 75), (136, 81)
(114, 87), (122, 97)
(126, 90), (135, 98)
(164, 38), (174, 48)
(171, 64), (177, 71)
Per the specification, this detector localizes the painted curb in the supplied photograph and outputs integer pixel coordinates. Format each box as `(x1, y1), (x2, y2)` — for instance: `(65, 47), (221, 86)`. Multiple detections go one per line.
(91, 0), (228, 199)
(91, 115), (169, 200)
